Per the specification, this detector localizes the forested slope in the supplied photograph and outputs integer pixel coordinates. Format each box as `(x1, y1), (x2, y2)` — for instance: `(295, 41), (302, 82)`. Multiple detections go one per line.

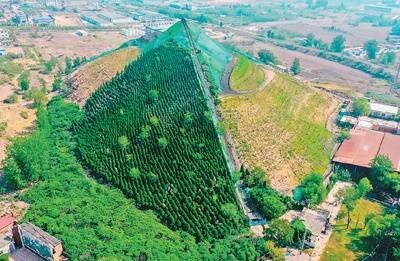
(75, 46), (243, 241)
(2, 97), (203, 260)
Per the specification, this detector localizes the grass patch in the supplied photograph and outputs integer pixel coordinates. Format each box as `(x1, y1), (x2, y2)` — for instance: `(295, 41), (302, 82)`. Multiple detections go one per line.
(321, 199), (383, 261)
(230, 55), (265, 92)
(222, 74), (337, 189)
(0, 57), (23, 77)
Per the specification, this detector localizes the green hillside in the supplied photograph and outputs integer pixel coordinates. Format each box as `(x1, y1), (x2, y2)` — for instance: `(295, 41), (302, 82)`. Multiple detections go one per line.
(2, 97), (202, 260)
(75, 46), (243, 241)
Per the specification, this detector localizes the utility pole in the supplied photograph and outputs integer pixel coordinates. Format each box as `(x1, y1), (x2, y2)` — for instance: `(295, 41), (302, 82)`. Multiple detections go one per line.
(300, 227), (307, 253)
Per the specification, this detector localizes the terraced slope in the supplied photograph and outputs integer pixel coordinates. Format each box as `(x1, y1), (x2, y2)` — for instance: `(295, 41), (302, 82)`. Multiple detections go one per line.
(222, 74), (338, 191)
(75, 46), (242, 241)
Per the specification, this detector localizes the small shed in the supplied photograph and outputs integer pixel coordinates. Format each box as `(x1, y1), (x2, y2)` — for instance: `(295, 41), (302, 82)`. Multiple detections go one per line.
(13, 223), (62, 261)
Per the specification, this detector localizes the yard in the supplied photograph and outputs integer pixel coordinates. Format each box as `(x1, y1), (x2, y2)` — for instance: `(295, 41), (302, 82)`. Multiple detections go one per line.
(230, 55), (265, 92)
(221, 73), (338, 192)
(320, 199), (384, 261)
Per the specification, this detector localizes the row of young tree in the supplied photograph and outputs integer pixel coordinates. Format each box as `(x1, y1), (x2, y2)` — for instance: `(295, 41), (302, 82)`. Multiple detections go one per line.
(1, 96), (265, 260)
(75, 46), (244, 241)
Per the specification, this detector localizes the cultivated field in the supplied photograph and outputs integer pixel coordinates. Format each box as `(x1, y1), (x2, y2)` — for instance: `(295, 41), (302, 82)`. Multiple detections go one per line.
(67, 47), (139, 106)
(221, 74), (338, 192)
(230, 55), (265, 92)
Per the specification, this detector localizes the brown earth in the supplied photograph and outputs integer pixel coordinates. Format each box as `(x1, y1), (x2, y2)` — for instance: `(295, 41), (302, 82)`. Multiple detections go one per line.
(224, 34), (390, 95)
(67, 47), (139, 106)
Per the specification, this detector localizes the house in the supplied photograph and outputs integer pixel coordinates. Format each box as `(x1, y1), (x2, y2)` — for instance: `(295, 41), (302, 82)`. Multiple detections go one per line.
(97, 11), (133, 25)
(32, 15), (55, 26)
(333, 129), (400, 172)
(0, 48), (5, 56)
(370, 102), (398, 120)
(12, 223), (63, 261)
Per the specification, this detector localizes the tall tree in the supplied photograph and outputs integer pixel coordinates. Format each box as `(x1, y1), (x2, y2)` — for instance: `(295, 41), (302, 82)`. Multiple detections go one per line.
(305, 33), (316, 47)
(351, 98), (370, 117)
(331, 35), (346, 52)
(364, 40), (379, 60)
(291, 58), (301, 75)
(65, 56), (72, 74)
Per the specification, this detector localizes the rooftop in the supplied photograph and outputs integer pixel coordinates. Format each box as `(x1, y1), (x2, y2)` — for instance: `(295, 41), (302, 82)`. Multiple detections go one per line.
(0, 215), (15, 231)
(20, 223), (61, 248)
(370, 102), (398, 115)
(333, 129), (400, 171)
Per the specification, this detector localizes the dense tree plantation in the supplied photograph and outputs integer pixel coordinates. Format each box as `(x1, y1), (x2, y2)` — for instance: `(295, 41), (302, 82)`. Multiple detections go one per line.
(75, 46), (243, 241)
(1, 96), (259, 260)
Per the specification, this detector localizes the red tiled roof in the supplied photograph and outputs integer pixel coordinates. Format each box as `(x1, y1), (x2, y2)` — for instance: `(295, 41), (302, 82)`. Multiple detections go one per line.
(379, 133), (400, 172)
(333, 129), (384, 168)
(333, 129), (400, 172)
(0, 215), (15, 230)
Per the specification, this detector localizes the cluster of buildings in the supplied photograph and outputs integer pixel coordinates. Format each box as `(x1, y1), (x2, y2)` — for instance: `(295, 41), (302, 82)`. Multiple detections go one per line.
(0, 28), (11, 56)
(334, 101), (400, 173)
(0, 215), (64, 261)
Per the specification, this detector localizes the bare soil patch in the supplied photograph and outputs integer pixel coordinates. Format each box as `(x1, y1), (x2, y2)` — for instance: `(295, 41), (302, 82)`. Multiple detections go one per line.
(67, 47), (139, 106)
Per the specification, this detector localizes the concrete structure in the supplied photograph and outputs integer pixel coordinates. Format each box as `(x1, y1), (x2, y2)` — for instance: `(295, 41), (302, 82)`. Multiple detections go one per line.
(370, 102), (398, 120)
(333, 129), (400, 171)
(32, 15), (55, 26)
(12, 223), (62, 261)
(356, 116), (400, 134)
(12, 12), (28, 25)
(80, 13), (112, 27)
(75, 29), (88, 37)
(97, 11), (133, 25)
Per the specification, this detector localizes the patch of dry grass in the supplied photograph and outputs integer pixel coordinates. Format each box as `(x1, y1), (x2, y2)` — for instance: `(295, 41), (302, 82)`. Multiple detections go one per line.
(221, 73), (338, 191)
(67, 47), (139, 106)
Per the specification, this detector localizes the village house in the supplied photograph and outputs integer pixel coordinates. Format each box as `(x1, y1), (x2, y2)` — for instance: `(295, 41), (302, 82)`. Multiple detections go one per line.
(369, 102), (398, 120)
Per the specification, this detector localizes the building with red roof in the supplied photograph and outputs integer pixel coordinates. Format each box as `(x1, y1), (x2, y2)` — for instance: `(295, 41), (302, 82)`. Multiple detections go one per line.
(333, 129), (400, 172)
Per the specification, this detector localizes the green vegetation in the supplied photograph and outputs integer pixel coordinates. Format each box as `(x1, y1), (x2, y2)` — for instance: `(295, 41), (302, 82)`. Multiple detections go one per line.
(0, 56), (23, 77)
(351, 98), (370, 117)
(331, 35), (346, 53)
(75, 46), (242, 241)
(243, 167), (292, 220)
(0, 122), (7, 137)
(230, 55), (265, 91)
(1, 96), (259, 260)
(258, 49), (279, 65)
(380, 51), (396, 65)
(20, 111), (29, 119)
(321, 199), (383, 261)
(370, 155), (400, 196)
(65, 56), (72, 74)
(290, 58), (301, 75)
(364, 40), (379, 60)
(294, 172), (327, 208)
(262, 241), (284, 261)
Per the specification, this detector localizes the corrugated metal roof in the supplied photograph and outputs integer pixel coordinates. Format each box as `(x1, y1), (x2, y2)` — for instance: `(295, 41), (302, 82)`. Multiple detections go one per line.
(370, 102), (398, 115)
(379, 133), (400, 172)
(333, 129), (400, 171)
(333, 129), (384, 168)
